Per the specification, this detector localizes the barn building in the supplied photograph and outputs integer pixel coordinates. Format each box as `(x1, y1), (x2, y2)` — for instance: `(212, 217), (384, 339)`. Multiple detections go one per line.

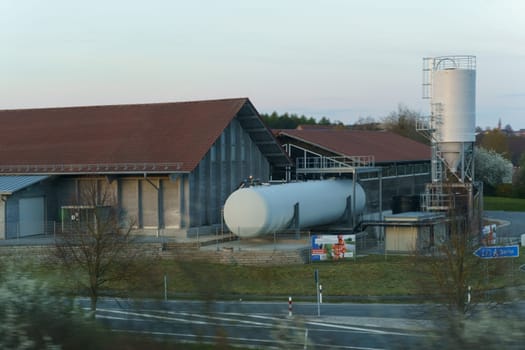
(0, 98), (290, 239)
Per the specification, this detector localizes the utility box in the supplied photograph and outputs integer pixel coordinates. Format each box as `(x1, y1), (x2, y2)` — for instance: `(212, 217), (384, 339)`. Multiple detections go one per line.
(384, 211), (446, 253)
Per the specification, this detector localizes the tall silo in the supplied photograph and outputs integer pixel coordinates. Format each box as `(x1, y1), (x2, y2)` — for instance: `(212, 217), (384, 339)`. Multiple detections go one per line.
(422, 55), (476, 183)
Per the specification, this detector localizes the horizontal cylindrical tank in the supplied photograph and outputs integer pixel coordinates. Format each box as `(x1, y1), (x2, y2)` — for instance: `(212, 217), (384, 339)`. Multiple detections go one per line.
(223, 179), (366, 238)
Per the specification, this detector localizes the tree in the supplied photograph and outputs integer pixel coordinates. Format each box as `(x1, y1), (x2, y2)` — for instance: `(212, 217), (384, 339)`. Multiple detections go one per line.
(260, 111), (341, 129)
(474, 146), (513, 190)
(513, 153), (525, 197)
(381, 104), (429, 144)
(0, 264), (104, 349)
(477, 128), (510, 159)
(54, 180), (154, 313)
(351, 116), (381, 130)
(414, 209), (482, 314)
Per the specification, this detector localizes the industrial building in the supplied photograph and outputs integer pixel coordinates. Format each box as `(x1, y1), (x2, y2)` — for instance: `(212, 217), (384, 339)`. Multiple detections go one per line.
(222, 55), (481, 255)
(1, 56), (481, 255)
(274, 128), (432, 213)
(0, 98), (434, 243)
(0, 98), (290, 239)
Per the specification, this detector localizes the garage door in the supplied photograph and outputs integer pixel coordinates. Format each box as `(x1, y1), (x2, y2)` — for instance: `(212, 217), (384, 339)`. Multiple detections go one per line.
(19, 197), (45, 237)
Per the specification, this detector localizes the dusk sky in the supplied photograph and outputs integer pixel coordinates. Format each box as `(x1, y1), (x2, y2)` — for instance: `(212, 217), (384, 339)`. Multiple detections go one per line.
(2, 0), (524, 129)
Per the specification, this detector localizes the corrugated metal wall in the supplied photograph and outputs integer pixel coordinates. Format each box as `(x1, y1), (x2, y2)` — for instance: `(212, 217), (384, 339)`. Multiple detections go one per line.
(189, 119), (270, 227)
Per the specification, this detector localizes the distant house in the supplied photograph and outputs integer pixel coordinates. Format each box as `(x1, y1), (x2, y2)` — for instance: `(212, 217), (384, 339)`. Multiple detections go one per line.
(0, 98), (290, 239)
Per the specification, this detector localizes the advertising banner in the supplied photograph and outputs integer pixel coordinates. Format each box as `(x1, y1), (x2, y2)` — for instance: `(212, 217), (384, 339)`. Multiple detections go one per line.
(311, 234), (356, 261)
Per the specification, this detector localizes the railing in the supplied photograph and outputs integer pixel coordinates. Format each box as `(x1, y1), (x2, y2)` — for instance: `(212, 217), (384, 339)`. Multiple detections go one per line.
(420, 193), (455, 211)
(5, 220), (58, 239)
(381, 163), (431, 178)
(432, 55), (476, 71)
(296, 155), (375, 170)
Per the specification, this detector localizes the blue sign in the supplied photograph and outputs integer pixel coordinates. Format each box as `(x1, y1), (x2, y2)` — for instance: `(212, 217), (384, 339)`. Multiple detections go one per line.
(473, 245), (519, 259)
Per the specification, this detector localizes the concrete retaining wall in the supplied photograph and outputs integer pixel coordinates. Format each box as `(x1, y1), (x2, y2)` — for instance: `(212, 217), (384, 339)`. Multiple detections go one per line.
(0, 243), (310, 266)
(162, 247), (310, 266)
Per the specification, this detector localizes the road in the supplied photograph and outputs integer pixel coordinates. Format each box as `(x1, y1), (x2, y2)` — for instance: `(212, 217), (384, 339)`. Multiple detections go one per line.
(78, 298), (442, 349)
(78, 298), (525, 349)
(484, 210), (525, 242)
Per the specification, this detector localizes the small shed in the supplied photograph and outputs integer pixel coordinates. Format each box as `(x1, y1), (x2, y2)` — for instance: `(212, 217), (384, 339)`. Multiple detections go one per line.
(384, 211), (446, 253)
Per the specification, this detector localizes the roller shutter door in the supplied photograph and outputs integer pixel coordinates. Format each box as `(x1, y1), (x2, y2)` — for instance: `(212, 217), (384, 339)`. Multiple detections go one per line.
(19, 197), (44, 236)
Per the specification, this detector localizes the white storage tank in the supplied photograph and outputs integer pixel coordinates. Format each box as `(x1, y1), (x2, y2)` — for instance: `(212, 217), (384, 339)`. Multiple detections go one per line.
(431, 55), (476, 173)
(223, 179), (366, 237)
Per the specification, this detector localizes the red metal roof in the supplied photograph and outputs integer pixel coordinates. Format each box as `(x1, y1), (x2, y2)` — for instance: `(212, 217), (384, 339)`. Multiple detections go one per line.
(0, 98), (277, 174)
(277, 129), (431, 163)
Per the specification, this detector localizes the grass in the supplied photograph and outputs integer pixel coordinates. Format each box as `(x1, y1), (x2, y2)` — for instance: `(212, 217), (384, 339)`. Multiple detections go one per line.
(6, 247), (524, 349)
(484, 196), (525, 211)
(22, 247), (525, 302)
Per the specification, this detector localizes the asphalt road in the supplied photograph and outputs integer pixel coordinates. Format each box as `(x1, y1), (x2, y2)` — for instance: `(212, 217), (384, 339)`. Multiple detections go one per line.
(484, 210), (525, 242)
(79, 298), (443, 349)
(81, 299), (433, 350)
(77, 298), (525, 349)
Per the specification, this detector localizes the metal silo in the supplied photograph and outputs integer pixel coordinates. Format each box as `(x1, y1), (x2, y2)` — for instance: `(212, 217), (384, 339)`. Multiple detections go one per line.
(422, 55), (476, 183)
(418, 55), (482, 244)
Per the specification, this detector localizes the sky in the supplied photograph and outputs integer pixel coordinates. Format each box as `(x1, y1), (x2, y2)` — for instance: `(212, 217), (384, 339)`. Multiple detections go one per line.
(1, 0), (524, 129)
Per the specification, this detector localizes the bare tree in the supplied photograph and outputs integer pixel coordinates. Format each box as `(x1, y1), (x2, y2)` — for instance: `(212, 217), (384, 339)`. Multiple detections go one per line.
(382, 104), (430, 145)
(413, 183), (484, 314)
(54, 180), (152, 313)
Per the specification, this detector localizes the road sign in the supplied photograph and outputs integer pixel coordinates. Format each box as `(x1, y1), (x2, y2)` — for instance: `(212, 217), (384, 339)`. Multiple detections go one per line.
(520, 264), (525, 273)
(473, 245), (519, 259)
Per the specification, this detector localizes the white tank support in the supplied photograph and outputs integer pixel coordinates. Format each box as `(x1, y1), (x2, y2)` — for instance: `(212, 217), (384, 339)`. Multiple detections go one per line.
(223, 179), (366, 238)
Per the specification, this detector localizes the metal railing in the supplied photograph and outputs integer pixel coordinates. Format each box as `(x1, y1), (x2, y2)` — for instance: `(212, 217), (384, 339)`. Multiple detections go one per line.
(296, 155), (375, 171)
(5, 220), (58, 239)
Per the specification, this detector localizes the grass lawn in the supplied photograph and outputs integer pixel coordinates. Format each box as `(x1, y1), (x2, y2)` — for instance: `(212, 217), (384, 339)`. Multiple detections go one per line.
(23, 247), (525, 302)
(484, 196), (525, 211)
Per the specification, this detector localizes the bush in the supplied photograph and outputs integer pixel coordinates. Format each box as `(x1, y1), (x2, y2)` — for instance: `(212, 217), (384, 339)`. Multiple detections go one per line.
(0, 265), (110, 349)
(494, 183), (513, 197)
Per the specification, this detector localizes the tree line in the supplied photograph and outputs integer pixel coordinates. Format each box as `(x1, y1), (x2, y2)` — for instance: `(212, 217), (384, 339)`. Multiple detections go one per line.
(260, 111), (342, 129)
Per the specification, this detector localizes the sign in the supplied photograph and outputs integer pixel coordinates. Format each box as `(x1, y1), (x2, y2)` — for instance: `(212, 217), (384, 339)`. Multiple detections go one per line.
(311, 234), (356, 261)
(473, 245), (519, 259)
(520, 264), (525, 273)
(482, 224), (497, 245)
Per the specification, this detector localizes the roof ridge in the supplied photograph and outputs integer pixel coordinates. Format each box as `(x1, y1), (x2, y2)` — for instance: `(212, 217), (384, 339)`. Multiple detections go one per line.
(0, 97), (249, 112)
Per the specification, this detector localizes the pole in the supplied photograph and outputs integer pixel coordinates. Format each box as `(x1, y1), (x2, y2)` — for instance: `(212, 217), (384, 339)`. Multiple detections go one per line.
(315, 269), (320, 317)
(288, 296), (293, 317)
(319, 284), (323, 304)
(304, 328), (309, 350)
(467, 285), (471, 305)
(164, 274), (168, 301)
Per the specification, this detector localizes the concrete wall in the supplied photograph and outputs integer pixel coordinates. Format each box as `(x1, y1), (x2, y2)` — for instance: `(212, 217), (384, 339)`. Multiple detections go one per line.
(0, 243), (309, 266)
(162, 247), (310, 266)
